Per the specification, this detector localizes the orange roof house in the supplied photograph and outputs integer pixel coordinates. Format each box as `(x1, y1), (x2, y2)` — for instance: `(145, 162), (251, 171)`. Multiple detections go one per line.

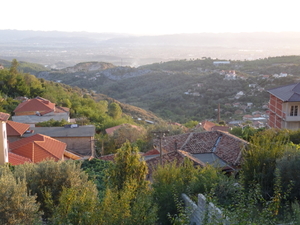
(6, 121), (30, 136)
(12, 97), (70, 124)
(0, 112), (31, 142)
(9, 134), (67, 163)
(13, 97), (56, 116)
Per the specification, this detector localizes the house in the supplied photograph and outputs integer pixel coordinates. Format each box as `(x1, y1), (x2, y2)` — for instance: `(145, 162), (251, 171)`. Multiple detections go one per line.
(197, 121), (230, 132)
(6, 120), (31, 142)
(224, 70), (236, 80)
(235, 91), (244, 99)
(0, 112), (82, 165)
(0, 113), (31, 142)
(0, 112), (94, 156)
(12, 97), (70, 125)
(9, 134), (67, 163)
(22, 125), (95, 156)
(243, 115), (253, 121)
(267, 82), (300, 130)
(213, 61), (230, 65)
(279, 73), (287, 77)
(149, 131), (248, 174)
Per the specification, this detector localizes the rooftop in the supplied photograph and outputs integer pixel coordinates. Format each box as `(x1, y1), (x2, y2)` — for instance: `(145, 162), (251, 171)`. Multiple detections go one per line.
(267, 82), (300, 102)
(6, 120), (30, 136)
(10, 133), (66, 163)
(22, 125), (95, 138)
(153, 131), (248, 166)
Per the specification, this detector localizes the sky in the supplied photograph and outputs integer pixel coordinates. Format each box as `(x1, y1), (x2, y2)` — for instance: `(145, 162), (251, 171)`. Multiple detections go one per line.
(1, 0), (299, 35)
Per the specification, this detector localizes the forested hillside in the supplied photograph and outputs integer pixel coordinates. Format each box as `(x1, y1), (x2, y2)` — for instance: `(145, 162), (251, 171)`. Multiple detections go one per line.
(0, 60), (162, 130)
(33, 56), (300, 123)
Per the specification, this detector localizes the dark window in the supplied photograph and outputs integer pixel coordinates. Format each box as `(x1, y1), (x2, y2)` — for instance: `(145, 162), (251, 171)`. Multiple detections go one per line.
(290, 106), (298, 116)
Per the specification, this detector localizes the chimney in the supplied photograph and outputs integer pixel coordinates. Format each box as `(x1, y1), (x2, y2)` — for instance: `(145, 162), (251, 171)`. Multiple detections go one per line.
(0, 121), (8, 165)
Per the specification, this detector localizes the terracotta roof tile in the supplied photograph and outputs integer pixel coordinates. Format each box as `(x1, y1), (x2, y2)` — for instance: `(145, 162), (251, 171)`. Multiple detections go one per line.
(0, 112), (10, 122)
(6, 121), (30, 136)
(105, 125), (122, 136)
(10, 134), (66, 163)
(8, 152), (31, 165)
(55, 106), (70, 113)
(13, 97), (55, 114)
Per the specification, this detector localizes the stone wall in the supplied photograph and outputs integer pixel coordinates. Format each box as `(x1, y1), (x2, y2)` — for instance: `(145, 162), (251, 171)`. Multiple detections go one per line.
(182, 193), (229, 225)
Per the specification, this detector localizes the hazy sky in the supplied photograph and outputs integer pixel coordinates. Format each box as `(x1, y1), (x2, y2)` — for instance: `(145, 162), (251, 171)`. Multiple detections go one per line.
(1, 0), (299, 35)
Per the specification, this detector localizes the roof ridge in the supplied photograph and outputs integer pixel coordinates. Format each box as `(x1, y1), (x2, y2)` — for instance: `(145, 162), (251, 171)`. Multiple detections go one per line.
(177, 150), (206, 167)
(216, 130), (248, 143)
(180, 132), (194, 149)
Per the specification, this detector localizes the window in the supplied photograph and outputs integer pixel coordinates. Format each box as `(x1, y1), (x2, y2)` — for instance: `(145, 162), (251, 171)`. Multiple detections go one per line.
(290, 106), (298, 116)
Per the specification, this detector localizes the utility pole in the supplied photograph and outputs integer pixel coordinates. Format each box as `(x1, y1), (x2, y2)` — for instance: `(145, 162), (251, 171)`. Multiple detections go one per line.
(217, 103), (221, 123)
(152, 130), (169, 165)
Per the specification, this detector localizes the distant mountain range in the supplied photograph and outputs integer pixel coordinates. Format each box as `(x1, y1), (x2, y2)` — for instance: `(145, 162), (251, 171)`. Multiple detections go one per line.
(1, 30), (300, 68)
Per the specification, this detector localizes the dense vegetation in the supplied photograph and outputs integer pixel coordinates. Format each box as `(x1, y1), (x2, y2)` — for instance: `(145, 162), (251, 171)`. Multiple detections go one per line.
(3, 129), (300, 224)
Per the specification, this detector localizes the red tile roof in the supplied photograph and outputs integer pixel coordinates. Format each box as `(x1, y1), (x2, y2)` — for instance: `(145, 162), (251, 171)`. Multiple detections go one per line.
(9, 134), (66, 163)
(8, 152), (31, 165)
(13, 97), (55, 114)
(154, 131), (248, 166)
(6, 120), (30, 136)
(0, 112), (10, 122)
(105, 125), (122, 136)
(55, 106), (70, 113)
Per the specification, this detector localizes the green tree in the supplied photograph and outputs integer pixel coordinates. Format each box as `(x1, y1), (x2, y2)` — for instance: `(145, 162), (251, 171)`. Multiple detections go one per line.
(184, 120), (199, 129)
(0, 166), (41, 225)
(107, 141), (148, 191)
(50, 180), (98, 225)
(241, 129), (289, 199)
(81, 158), (112, 194)
(108, 102), (122, 119)
(9, 59), (19, 75)
(276, 147), (300, 202)
(13, 160), (95, 221)
(99, 141), (157, 225)
(152, 159), (198, 225)
(112, 124), (146, 149)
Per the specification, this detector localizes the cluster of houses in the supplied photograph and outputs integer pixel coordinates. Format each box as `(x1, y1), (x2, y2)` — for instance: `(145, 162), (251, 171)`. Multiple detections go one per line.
(0, 97), (95, 166)
(1, 80), (300, 176)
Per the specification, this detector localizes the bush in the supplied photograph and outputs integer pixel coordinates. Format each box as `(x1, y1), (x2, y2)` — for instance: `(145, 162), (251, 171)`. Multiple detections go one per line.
(0, 166), (41, 225)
